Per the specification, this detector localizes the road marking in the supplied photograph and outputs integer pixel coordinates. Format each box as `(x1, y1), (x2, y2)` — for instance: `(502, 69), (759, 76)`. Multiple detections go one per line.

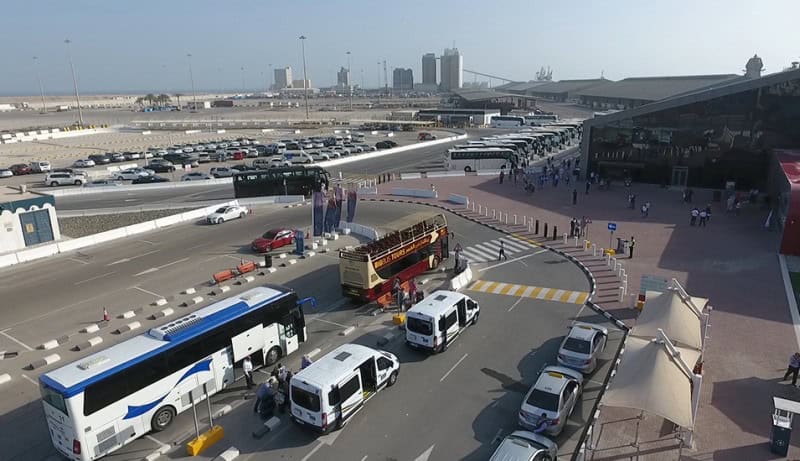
(360, 456), (368, 461)
(134, 268), (158, 276)
(75, 271), (117, 285)
(0, 329), (34, 351)
(414, 445), (435, 461)
(478, 250), (545, 272)
(130, 286), (163, 298)
(507, 297), (525, 312)
(300, 441), (324, 461)
(67, 257), (89, 265)
(470, 279), (589, 305)
(440, 353), (469, 382)
(135, 257), (190, 276)
(310, 317), (349, 329)
(107, 249), (160, 266)
(145, 434), (165, 446)
(138, 240), (156, 245)
(21, 374), (38, 386)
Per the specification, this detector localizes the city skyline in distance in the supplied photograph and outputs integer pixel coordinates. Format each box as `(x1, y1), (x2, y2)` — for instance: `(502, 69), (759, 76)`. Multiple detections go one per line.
(2, 0), (799, 95)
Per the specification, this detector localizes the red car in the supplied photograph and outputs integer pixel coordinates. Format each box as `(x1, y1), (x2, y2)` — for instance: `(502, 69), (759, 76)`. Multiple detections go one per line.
(9, 164), (32, 175)
(252, 228), (295, 253)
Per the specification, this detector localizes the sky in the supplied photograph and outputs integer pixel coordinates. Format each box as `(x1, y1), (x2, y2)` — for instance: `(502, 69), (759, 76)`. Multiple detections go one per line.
(2, 0), (799, 95)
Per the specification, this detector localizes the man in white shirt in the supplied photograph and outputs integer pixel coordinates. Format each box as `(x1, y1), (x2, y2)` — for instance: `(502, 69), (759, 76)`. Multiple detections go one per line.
(243, 356), (254, 389)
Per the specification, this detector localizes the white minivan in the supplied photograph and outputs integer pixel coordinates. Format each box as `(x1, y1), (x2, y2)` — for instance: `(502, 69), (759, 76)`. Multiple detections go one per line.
(290, 343), (400, 433)
(30, 161), (52, 173)
(406, 290), (480, 353)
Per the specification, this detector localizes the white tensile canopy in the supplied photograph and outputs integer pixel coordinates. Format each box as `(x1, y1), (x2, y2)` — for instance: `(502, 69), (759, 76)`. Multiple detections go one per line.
(632, 290), (707, 349)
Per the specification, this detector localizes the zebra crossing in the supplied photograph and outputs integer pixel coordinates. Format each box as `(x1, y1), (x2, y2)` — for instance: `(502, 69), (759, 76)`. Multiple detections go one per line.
(454, 236), (539, 263)
(469, 280), (590, 305)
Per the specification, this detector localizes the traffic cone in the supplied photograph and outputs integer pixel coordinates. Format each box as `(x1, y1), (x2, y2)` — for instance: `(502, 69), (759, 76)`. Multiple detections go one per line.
(103, 308), (110, 322)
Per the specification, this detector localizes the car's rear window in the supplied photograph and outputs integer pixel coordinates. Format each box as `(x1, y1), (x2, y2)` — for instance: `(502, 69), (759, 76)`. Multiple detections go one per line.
(525, 388), (559, 411)
(291, 385), (320, 412)
(563, 338), (591, 354)
(406, 317), (433, 336)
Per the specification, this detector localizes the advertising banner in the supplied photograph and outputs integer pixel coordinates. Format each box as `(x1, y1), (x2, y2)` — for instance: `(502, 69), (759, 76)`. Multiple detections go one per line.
(346, 189), (357, 222)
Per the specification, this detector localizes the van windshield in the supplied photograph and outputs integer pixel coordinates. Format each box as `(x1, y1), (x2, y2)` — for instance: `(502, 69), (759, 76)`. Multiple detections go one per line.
(406, 316), (433, 336)
(291, 385), (320, 412)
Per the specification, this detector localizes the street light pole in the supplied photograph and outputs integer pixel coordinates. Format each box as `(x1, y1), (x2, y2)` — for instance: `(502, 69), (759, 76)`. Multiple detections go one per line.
(32, 56), (47, 114)
(299, 35), (309, 120)
(187, 53), (197, 112)
(346, 51), (352, 111)
(240, 66), (245, 94)
(64, 39), (83, 126)
(268, 63), (273, 91)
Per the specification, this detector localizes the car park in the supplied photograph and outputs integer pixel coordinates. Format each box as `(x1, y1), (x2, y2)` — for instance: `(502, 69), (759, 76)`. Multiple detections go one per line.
(88, 154), (111, 165)
(245, 148), (259, 158)
(286, 152), (314, 165)
(557, 323), (608, 374)
(72, 159), (96, 168)
(519, 366), (583, 436)
(45, 172), (85, 186)
(320, 149), (339, 158)
(147, 161), (176, 173)
(209, 167), (239, 178)
(9, 164), (32, 175)
(206, 205), (249, 224)
(251, 228), (294, 252)
(114, 168), (153, 180)
(358, 144), (377, 152)
(131, 175), (170, 184)
(0, 169), (13, 178)
(312, 142), (324, 149)
(489, 431), (557, 461)
(181, 172), (211, 181)
(30, 161), (52, 173)
(196, 152), (211, 163)
(84, 179), (121, 188)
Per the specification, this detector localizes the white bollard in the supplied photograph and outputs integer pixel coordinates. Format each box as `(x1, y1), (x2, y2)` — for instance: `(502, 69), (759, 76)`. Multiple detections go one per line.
(523, 216), (526, 226)
(574, 236), (579, 247)
(471, 202), (475, 212)
(528, 221), (532, 232)
(606, 253), (612, 265)
(623, 280), (629, 296)
(618, 286), (625, 303)
(623, 273), (628, 284)
(504, 213), (508, 224)
(478, 205), (482, 214)
(592, 244), (597, 257)
(563, 233), (568, 245)
(514, 214), (517, 225)
(619, 266), (625, 278)
(492, 210), (496, 219)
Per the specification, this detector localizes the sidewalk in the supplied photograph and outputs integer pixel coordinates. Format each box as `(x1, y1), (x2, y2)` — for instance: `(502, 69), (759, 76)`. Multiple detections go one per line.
(371, 174), (796, 459)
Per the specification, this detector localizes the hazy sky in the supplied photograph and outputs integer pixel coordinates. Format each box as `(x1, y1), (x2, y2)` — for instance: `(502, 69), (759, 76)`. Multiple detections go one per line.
(3, 0), (799, 95)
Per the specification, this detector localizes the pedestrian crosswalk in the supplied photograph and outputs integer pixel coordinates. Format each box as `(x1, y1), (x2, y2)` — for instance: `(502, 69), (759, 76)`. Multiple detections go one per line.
(469, 279), (590, 305)
(453, 236), (539, 263)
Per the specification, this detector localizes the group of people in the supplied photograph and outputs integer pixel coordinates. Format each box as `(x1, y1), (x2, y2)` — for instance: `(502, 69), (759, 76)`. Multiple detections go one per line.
(689, 204), (713, 226)
(392, 277), (421, 311)
(246, 355), (315, 420)
(569, 216), (591, 238)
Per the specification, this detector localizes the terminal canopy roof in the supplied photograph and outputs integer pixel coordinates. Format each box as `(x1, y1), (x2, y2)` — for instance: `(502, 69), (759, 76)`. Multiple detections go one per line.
(604, 336), (700, 429)
(632, 290), (707, 350)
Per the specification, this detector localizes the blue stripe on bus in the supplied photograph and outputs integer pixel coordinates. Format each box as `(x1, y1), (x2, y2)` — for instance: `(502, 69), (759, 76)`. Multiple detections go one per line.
(123, 359), (212, 419)
(42, 292), (290, 398)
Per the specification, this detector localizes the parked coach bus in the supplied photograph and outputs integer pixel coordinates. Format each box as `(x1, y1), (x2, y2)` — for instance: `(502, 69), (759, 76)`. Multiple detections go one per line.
(39, 285), (313, 460)
(339, 212), (449, 301)
(233, 166), (329, 198)
(445, 147), (519, 173)
(490, 115), (526, 128)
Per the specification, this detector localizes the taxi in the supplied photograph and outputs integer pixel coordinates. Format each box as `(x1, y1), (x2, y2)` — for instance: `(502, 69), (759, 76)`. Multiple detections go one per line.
(519, 366), (583, 436)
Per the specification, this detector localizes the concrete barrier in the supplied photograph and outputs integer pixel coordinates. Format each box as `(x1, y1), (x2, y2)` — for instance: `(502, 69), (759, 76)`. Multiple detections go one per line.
(76, 336), (103, 351)
(123, 221), (157, 236)
(119, 310), (136, 319)
(92, 228), (127, 245)
(39, 339), (59, 350)
(340, 326), (356, 336)
(81, 324), (100, 333)
(115, 321), (141, 334)
(0, 373), (10, 385)
(243, 275), (256, 283)
(399, 172), (422, 180)
(15, 244), (60, 263)
(152, 307), (174, 319)
(0, 253), (19, 269)
(449, 265), (473, 291)
(154, 298), (168, 306)
(183, 287), (196, 295)
(447, 193), (469, 205)
(29, 353), (61, 369)
(219, 285), (231, 293)
(340, 223), (379, 241)
(391, 188), (438, 199)
(427, 171), (466, 178)
(214, 447), (240, 461)
(189, 296), (204, 304)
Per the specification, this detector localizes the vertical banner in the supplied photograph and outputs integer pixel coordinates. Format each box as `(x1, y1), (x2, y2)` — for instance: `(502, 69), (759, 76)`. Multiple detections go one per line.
(323, 194), (337, 233)
(312, 191), (325, 236)
(346, 189), (357, 223)
(333, 185), (344, 229)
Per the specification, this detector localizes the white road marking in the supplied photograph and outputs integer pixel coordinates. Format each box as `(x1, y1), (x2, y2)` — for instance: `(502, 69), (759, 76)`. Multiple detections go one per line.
(123, 199), (138, 202)
(75, 271), (116, 285)
(360, 456), (368, 461)
(67, 257), (89, 265)
(21, 374), (38, 386)
(134, 268), (158, 276)
(130, 286), (163, 298)
(309, 317), (349, 329)
(225, 254), (245, 261)
(414, 444), (435, 461)
(440, 353), (469, 382)
(478, 251), (544, 273)
(507, 297), (525, 312)
(145, 434), (165, 446)
(138, 240), (156, 245)
(134, 257), (190, 276)
(0, 329), (34, 351)
(107, 249), (160, 266)
(300, 441), (324, 461)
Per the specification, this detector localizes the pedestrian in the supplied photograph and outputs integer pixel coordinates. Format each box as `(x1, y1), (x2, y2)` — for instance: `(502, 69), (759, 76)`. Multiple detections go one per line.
(784, 352), (800, 386)
(572, 188), (578, 205)
(704, 204), (712, 222)
(498, 240), (507, 261)
(585, 180), (591, 195)
(254, 380), (275, 419)
(392, 278), (401, 304)
(499, 170), (505, 184)
(699, 209), (708, 226)
(553, 174), (559, 188)
(628, 236), (635, 259)
(690, 207), (699, 225)
(644, 201), (650, 218)
(581, 216), (589, 238)
(243, 356), (254, 389)
(570, 219), (576, 238)
(408, 278), (418, 304)
(301, 355), (313, 370)
(102, 307), (110, 322)
(275, 362), (288, 382)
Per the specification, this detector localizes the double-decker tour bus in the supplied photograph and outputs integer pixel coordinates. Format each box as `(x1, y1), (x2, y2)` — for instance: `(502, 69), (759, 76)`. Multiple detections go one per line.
(39, 285), (313, 461)
(233, 166), (329, 198)
(339, 213), (449, 301)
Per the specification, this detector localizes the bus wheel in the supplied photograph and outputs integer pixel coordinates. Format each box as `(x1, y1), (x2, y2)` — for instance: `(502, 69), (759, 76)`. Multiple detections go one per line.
(388, 371), (398, 387)
(430, 255), (441, 269)
(265, 346), (282, 366)
(464, 166), (472, 173)
(151, 406), (176, 432)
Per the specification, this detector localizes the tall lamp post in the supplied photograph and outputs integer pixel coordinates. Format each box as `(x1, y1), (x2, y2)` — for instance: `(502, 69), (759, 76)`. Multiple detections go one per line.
(32, 56), (47, 114)
(346, 51), (352, 111)
(64, 39), (83, 126)
(240, 66), (245, 94)
(299, 35), (309, 119)
(187, 53), (197, 112)
(268, 63), (273, 91)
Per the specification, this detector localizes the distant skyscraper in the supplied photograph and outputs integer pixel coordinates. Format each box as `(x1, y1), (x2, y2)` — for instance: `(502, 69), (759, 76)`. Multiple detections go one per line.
(422, 53), (437, 86)
(292, 79), (312, 89)
(274, 67), (293, 89)
(337, 67), (351, 88)
(439, 48), (463, 91)
(393, 68), (414, 91)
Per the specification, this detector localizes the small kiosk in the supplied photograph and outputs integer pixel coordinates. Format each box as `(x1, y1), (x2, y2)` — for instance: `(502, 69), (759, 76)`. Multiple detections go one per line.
(771, 397), (800, 455)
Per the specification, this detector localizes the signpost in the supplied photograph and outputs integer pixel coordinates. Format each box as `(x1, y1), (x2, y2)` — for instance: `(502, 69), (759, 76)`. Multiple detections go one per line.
(607, 222), (617, 249)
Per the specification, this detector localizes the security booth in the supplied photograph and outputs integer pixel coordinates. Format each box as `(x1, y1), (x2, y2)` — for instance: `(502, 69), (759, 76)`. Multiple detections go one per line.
(771, 397), (800, 455)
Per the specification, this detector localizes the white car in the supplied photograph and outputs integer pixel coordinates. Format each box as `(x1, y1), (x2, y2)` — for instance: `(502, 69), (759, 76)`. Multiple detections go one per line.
(301, 142), (314, 149)
(181, 172), (211, 181)
(519, 366), (583, 436)
(206, 205), (250, 224)
(45, 172), (85, 187)
(209, 167), (239, 178)
(320, 150), (339, 158)
(557, 322), (609, 374)
(84, 179), (122, 188)
(309, 152), (330, 161)
(0, 169), (14, 178)
(312, 142), (325, 148)
(489, 431), (557, 461)
(73, 159), (96, 168)
(114, 168), (153, 180)
(268, 157), (291, 168)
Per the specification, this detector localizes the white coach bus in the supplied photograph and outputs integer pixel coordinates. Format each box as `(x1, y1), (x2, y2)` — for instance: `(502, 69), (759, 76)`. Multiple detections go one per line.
(445, 148), (519, 173)
(39, 285), (313, 460)
(490, 115), (526, 128)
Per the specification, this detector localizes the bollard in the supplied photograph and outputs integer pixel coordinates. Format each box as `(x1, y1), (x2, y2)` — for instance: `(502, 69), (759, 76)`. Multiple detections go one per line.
(619, 266), (625, 278)
(563, 233), (568, 245)
(552, 225), (558, 241)
(471, 202), (475, 212)
(523, 216), (526, 226)
(623, 280), (629, 296)
(528, 221), (532, 232)
(543, 222), (548, 237)
(485, 208), (488, 217)
(574, 236), (580, 247)
(504, 213), (508, 224)
(606, 252), (611, 265)
(618, 286), (625, 303)
(535, 220), (540, 235)
(514, 214), (517, 225)
(478, 204), (482, 214)
(493, 210), (496, 219)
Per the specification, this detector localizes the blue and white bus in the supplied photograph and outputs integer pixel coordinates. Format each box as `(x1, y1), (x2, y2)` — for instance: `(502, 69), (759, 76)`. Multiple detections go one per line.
(523, 113), (559, 126)
(39, 285), (312, 460)
(490, 115), (526, 128)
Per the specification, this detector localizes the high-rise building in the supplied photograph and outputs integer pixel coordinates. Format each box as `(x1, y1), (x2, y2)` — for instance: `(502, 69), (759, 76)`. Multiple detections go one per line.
(274, 67), (293, 89)
(292, 79), (312, 89)
(337, 67), (351, 88)
(422, 53), (437, 86)
(393, 68), (414, 91)
(439, 48), (463, 91)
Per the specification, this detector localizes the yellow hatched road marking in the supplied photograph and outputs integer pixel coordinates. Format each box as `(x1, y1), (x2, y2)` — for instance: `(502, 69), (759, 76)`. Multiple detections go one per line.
(491, 283), (508, 294)
(468, 279), (589, 305)
(500, 284), (520, 295)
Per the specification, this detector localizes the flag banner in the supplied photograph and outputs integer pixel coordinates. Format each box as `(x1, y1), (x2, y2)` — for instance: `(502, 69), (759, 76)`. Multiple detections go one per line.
(346, 189), (357, 222)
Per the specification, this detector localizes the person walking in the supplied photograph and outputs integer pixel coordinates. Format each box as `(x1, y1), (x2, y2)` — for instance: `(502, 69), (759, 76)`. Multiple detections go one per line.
(301, 354), (313, 370)
(628, 236), (636, 259)
(572, 188), (578, 205)
(784, 352), (800, 386)
(243, 356), (254, 389)
(408, 278), (418, 305)
(499, 170), (505, 184)
(569, 219), (576, 238)
(498, 240), (508, 261)
(690, 207), (699, 225)
(585, 180), (591, 195)
(102, 307), (110, 322)
(699, 209), (708, 227)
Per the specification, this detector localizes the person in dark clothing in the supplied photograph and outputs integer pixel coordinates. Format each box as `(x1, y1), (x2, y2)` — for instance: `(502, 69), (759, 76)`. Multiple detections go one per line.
(784, 352), (800, 386)
(572, 188), (578, 205)
(499, 170), (505, 184)
(585, 180), (591, 195)
(498, 240), (507, 261)
(628, 236), (636, 259)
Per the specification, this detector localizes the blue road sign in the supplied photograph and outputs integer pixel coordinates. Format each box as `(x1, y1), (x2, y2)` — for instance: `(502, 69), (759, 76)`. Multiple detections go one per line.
(608, 222), (617, 231)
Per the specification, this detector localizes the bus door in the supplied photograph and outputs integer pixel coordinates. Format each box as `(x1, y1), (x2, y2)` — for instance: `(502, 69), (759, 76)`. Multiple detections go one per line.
(335, 370), (363, 423)
(280, 313), (300, 356)
(439, 233), (449, 260)
(457, 298), (467, 327)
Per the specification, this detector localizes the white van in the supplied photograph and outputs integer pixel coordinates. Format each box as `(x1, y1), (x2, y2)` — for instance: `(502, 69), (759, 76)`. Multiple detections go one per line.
(268, 143), (287, 154)
(406, 290), (480, 353)
(290, 343), (400, 433)
(284, 150), (314, 165)
(30, 161), (51, 173)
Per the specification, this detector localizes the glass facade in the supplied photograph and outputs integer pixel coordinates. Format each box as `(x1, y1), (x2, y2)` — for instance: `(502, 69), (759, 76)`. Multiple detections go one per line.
(585, 76), (800, 189)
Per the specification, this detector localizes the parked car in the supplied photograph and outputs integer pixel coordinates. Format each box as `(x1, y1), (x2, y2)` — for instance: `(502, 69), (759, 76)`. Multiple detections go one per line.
(375, 140), (398, 149)
(230, 163), (254, 172)
(489, 431), (557, 461)
(209, 167), (239, 178)
(84, 179), (122, 188)
(519, 366), (583, 436)
(132, 175), (170, 184)
(46, 172), (85, 186)
(30, 161), (52, 173)
(206, 205), (250, 224)
(109, 152), (126, 163)
(88, 154), (111, 165)
(181, 172), (211, 181)
(73, 159), (96, 168)
(418, 132), (437, 141)
(197, 152), (211, 163)
(251, 228), (295, 252)
(358, 143), (377, 152)
(52, 168), (87, 178)
(557, 323), (608, 374)
(309, 151), (331, 161)
(114, 168), (153, 180)
(0, 169), (13, 178)
(147, 162), (176, 173)
(9, 164), (31, 175)
(123, 151), (141, 160)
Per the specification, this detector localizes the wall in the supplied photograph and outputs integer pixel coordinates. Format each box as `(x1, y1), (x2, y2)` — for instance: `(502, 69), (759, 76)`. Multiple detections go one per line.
(0, 203), (60, 253)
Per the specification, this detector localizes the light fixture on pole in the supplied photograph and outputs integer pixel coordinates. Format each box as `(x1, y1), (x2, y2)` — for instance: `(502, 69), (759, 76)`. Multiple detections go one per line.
(32, 56), (47, 114)
(240, 66), (245, 94)
(64, 39), (83, 126)
(346, 51), (352, 111)
(187, 53), (197, 112)
(299, 35), (309, 120)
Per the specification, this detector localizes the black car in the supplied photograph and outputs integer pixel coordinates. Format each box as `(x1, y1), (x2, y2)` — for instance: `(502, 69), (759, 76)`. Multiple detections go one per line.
(230, 163), (255, 172)
(375, 140), (398, 149)
(132, 175), (170, 184)
(148, 163), (176, 173)
(88, 154), (111, 164)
